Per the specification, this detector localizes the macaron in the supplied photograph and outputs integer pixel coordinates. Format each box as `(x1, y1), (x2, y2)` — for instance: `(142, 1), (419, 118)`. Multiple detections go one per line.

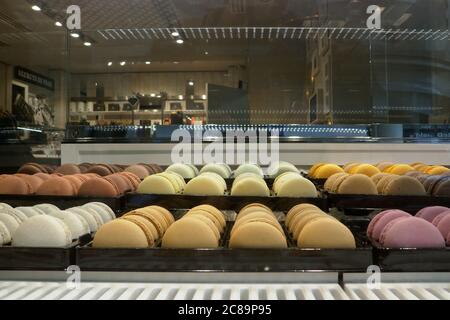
(36, 177), (77, 196)
(123, 208), (166, 238)
(15, 207), (42, 218)
(376, 162), (394, 172)
(389, 164), (415, 175)
(416, 206), (449, 223)
(93, 219), (152, 248)
(55, 164), (81, 175)
(308, 163), (326, 178)
(12, 215), (72, 247)
(382, 176), (426, 196)
(273, 173), (317, 198)
(190, 205), (225, 228)
(166, 163), (197, 179)
(86, 165), (113, 177)
(337, 174), (378, 195)
(78, 178), (120, 197)
(82, 203), (116, 222)
(17, 163), (47, 174)
(291, 211), (329, 240)
(104, 174), (131, 194)
(352, 164), (381, 177)
(285, 204), (321, 228)
(431, 176), (450, 197)
(234, 164), (264, 178)
(297, 217), (356, 249)
(162, 217), (219, 248)
(0, 176), (33, 195)
(324, 173), (348, 192)
(66, 207), (101, 232)
(230, 221), (287, 249)
(200, 164), (231, 179)
(138, 174), (177, 195)
(344, 163), (361, 173)
(125, 165), (151, 180)
(146, 206), (175, 226)
(0, 212), (21, 237)
(237, 205), (275, 221)
(184, 175), (225, 196)
(267, 161), (299, 179)
(313, 164), (345, 179)
(231, 177), (270, 197)
(379, 217), (445, 248)
(367, 210), (411, 241)
(432, 214), (450, 241)
(426, 166), (450, 175)
(118, 172), (141, 190)
(45, 209), (89, 240)
(61, 175), (84, 193)
(0, 221), (11, 245)
(14, 174), (43, 194)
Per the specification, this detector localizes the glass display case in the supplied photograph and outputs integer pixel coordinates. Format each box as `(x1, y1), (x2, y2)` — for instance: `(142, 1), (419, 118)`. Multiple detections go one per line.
(0, 0), (450, 302)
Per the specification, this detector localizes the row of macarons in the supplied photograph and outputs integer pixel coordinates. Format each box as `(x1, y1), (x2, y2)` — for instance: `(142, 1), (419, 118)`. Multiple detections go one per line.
(367, 206), (450, 248)
(324, 173), (427, 196)
(309, 162), (450, 179)
(137, 171), (318, 197)
(0, 202), (116, 247)
(0, 172), (141, 197)
(17, 162), (163, 180)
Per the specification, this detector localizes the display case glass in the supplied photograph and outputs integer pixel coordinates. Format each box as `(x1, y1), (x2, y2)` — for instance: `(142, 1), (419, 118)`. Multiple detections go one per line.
(0, 0), (448, 140)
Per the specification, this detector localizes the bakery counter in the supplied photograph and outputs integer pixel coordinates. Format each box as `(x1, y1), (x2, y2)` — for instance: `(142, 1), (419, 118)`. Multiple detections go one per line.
(61, 143), (450, 167)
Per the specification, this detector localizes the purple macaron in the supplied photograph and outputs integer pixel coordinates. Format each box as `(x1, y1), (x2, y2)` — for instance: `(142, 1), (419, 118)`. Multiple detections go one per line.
(380, 217), (446, 249)
(367, 210), (411, 241)
(416, 206), (449, 223)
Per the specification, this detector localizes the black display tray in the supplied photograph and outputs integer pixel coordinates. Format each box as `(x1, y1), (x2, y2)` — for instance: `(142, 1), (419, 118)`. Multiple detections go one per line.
(373, 243), (450, 272)
(76, 214), (372, 272)
(125, 193), (327, 211)
(0, 194), (125, 212)
(0, 242), (77, 271)
(327, 193), (450, 211)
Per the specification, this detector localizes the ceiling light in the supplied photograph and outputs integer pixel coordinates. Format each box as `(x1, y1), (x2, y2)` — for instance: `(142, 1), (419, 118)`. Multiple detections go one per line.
(107, 61), (113, 66)
(188, 81), (194, 86)
(178, 95), (184, 100)
(157, 95), (162, 98)
(120, 61), (126, 66)
(145, 61), (151, 65)
(31, 5), (41, 11)
(55, 21), (63, 27)
(176, 39), (184, 44)
(150, 93), (156, 97)
(202, 95), (207, 100)
(204, 51), (209, 55)
(173, 61), (179, 64)
(70, 32), (80, 38)
(171, 31), (180, 37)
(83, 41), (92, 46)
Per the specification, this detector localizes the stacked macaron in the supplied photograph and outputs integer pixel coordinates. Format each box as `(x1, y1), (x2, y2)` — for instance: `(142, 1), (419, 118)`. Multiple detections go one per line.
(93, 206), (174, 248)
(138, 172), (187, 195)
(0, 202), (115, 247)
(234, 163), (264, 178)
(184, 172), (227, 196)
(17, 163), (163, 179)
(372, 174), (426, 196)
(230, 173), (270, 197)
(324, 173), (378, 195)
(229, 203), (287, 248)
(272, 172), (317, 198)
(162, 205), (225, 248)
(418, 175), (450, 197)
(0, 171), (141, 197)
(286, 204), (356, 248)
(165, 163), (199, 179)
(267, 161), (300, 179)
(367, 208), (447, 248)
(416, 207), (450, 245)
(200, 164), (232, 179)
(308, 163), (345, 179)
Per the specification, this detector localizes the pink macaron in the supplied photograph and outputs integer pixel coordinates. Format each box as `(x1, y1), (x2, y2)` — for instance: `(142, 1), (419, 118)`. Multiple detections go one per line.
(416, 206), (449, 223)
(432, 214), (450, 242)
(367, 210), (411, 241)
(379, 217), (445, 249)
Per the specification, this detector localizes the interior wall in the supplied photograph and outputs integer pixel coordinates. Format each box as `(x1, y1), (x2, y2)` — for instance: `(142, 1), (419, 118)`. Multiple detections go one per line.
(0, 62), (6, 111)
(70, 71), (233, 100)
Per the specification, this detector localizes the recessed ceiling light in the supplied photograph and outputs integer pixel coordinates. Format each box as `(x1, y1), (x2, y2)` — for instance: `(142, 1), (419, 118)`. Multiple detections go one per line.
(31, 5), (41, 11)
(157, 95), (162, 98)
(145, 61), (151, 65)
(55, 21), (63, 27)
(173, 61), (179, 64)
(83, 41), (92, 46)
(188, 81), (194, 86)
(70, 32), (80, 38)
(176, 39), (184, 44)
(120, 61), (126, 66)
(202, 94), (207, 100)
(178, 95), (184, 100)
(107, 62), (113, 66)
(204, 51), (209, 55)
(171, 31), (180, 37)
(150, 93), (156, 97)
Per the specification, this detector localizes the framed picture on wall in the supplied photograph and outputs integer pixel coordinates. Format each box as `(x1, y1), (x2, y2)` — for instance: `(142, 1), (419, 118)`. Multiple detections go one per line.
(165, 100), (186, 111)
(186, 101), (206, 111)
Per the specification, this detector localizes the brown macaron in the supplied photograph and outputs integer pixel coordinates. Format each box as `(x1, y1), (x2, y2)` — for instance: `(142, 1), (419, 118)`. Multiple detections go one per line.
(14, 174), (43, 194)
(55, 164), (81, 175)
(17, 163), (47, 174)
(33, 173), (52, 181)
(118, 172), (141, 190)
(36, 176), (77, 196)
(86, 165), (113, 177)
(104, 174), (131, 194)
(125, 165), (150, 180)
(62, 175), (84, 193)
(0, 175), (33, 195)
(78, 177), (120, 197)
(430, 176), (450, 197)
